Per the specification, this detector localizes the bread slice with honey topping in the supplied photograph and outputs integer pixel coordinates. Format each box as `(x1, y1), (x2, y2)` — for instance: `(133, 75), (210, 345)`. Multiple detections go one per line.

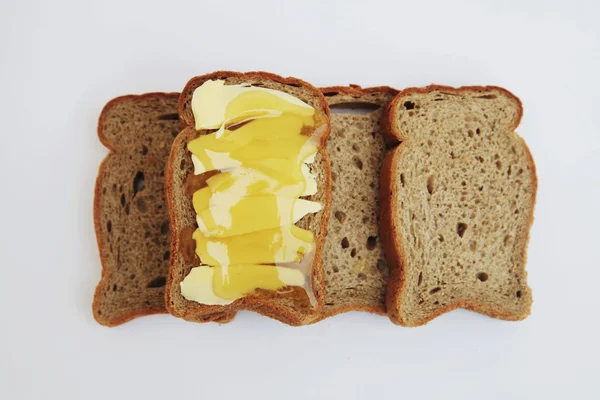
(165, 71), (332, 326)
(309, 85), (397, 322)
(380, 85), (537, 326)
(93, 93), (235, 326)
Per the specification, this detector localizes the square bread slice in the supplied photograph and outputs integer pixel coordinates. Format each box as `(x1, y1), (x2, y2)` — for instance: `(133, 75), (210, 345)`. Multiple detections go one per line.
(380, 85), (537, 326)
(93, 93), (234, 326)
(165, 71), (332, 326)
(310, 85), (398, 322)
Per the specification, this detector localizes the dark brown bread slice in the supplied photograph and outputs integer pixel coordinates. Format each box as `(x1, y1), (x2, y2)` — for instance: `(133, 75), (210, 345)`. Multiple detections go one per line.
(165, 71), (332, 326)
(93, 93), (234, 326)
(380, 85), (537, 326)
(309, 85), (398, 322)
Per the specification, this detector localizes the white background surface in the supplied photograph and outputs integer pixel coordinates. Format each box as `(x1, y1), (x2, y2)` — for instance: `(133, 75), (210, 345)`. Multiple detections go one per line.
(1, 0), (599, 399)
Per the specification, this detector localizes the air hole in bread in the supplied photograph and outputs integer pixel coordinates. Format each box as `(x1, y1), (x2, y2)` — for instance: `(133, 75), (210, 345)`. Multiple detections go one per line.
(130, 274), (136, 280)
(341, 237), (350, 249)
(496, 160), (503, 170)
(503, 235), (511, 246)
(334, 211), (346, 224)
(418, 272), (423, 286)
(516, 290), (522, 298)
(180, 159), (186, 170)
(163, 251), (170, 261)
(371, 131), (377, 138)
(470, 241), (477, 251)
(330, 102), (380, 114)
(158, 113), (179, 121)
(107, 221), (112, 233)
(468, 130), (474, 138)
(507, 165), (512, 177)
(427, 175), (435, 195)
(133, 171), (145, 196)
(358, 273), (367, 280)
(366, 236), (377, 250)
(350, 248), (357, 257)
(141, 145), (148, 155)
(112, 284), (117, 292)
(476, 94), (497, 100)
(333, 266), (339, 273)
(147, 276), (167, 288)
(457, 223), (468, 238)
(352, 144), (359, 151)
(124, 204), (130, 215)
(438, 234), (444, 242)
(400, 173), (405, 187)
(286, 83), (301, 88)
(120, 193), (126, 207)
(476, 128), (481, 135)
(322, 91), (338, 97)
(353, 156), (363, 170)
(430, 287), (441, 294)
(477, 272), (488, 282)
(160, 221), (170, 235)
(377, 259), (387, 272)
(403, 101), (415, 110)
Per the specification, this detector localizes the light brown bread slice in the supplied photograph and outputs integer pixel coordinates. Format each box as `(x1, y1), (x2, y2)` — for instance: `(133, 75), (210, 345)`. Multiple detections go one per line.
(380, 85), (537, 327)
(93, 93), (234, 326)
(309, 85), (398, 322)
(165, 71), (332, 326)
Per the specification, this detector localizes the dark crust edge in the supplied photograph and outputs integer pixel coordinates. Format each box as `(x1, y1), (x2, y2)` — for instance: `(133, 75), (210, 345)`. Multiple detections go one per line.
(166, 73), (332, 325)
(320, 84), (399, 99)
(379, 85), (537, 327)
(306, 85), (399, 323)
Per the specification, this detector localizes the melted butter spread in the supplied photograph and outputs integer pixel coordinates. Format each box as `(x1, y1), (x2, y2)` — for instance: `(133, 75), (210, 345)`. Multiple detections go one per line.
(180, 79), (324, 307)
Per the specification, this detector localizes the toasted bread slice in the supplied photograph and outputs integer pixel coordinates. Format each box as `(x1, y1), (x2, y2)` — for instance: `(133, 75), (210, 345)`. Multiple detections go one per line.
(93, 93), (234, 326)
(165, 71), (332, 326)
(380, 85), (537, 326)
(309, 85), (398, 322)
